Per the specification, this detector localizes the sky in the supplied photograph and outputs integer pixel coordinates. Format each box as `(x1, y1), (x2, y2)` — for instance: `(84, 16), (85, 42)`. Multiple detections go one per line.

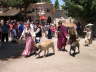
(51, 0), (64, 9)
(51, 0), (64, 6)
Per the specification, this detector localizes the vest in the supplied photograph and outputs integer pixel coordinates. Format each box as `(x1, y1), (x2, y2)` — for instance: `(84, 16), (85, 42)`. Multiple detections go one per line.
(36, 27), (42, 37)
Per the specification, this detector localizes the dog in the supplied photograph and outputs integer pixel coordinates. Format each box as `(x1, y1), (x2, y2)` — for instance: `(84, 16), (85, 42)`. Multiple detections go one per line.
(85, 38), (92, 46)
(85, 39), (89, 46)
(69, 39), (80, 55)
(35, 40), (55, 57)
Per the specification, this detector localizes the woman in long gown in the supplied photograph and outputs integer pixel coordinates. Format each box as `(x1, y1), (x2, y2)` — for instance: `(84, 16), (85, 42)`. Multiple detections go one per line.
(20, 24), (35, 57)
(57, 21), (68, 51)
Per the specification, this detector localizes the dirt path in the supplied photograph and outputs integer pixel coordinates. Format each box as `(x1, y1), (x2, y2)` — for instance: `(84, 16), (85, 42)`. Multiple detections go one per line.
(0, 38), (96, 72)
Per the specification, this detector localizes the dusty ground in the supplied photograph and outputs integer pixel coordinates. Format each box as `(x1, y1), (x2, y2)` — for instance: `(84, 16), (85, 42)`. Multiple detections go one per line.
(0, 38), (96, 72)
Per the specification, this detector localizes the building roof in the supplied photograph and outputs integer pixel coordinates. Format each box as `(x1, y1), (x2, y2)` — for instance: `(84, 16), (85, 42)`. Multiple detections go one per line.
(0, 8), (20, 16)
(35, 2), (51, 5)
(26, 2), (55, 16)
(27, 2), (53, 11)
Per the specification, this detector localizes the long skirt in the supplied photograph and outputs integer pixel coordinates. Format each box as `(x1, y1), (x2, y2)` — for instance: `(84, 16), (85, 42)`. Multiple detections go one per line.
(22, 36), (35, 56)
(57, 38), (67, 50)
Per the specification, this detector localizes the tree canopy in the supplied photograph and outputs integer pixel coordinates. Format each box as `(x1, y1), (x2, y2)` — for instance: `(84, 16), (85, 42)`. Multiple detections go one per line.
(55, 0), (59, 9)
(63, 0), (96, 24)
(5, 0), (23, 7)
(47, 0), (51, 3)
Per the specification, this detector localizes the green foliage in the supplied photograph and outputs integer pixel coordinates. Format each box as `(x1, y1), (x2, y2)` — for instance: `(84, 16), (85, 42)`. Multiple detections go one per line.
(7, 0), (23, 7)
(63, 0), (96, 23)
(31, 0), (39, 3)
(55, 0), (59, 9)
(47, 0), (51, 3)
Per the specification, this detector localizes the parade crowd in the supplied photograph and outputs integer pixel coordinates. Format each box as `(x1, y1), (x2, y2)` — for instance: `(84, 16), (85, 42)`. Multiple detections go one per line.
(0, 18), (93, 57)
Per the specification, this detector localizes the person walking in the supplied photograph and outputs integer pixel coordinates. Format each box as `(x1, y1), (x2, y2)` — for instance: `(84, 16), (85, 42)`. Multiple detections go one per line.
(47, 16), (52, 25)
(1, 21), (9, 42)
(68, 28), (78, 45)
(20, 24), (35, 57)
(18, 22), (24, 38)
(35, 24), (42, 43)
(84, 27), (92, 46)
(47, 25), (53, 39)
(57, 21), (68, 51)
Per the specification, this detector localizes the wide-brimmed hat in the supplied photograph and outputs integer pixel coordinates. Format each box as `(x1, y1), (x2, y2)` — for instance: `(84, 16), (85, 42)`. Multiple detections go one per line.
(85, 23), (93, 27)
(58, 21), (62, 24)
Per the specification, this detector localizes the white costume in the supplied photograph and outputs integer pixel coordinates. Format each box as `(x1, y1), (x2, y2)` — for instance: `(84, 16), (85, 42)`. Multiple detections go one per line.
(21, 27), (35, 39)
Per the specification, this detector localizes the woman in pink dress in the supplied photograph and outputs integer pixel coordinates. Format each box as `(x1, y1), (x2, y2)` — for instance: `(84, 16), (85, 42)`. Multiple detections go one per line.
(57, 21), (68, 51)
(20, 24), (35, 57)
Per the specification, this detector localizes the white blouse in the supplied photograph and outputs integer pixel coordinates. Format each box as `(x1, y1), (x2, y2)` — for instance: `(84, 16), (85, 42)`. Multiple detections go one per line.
(21, 28), (35, 38)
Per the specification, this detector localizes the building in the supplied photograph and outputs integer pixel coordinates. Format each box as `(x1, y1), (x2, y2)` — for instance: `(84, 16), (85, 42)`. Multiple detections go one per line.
(0, 0), (23, 21)
(54, 9), (67, 18)
(26, 2), (55, 21)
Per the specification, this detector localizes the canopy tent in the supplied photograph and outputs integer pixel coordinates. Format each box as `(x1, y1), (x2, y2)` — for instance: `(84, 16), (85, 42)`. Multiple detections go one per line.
(39, 15), (47, 20)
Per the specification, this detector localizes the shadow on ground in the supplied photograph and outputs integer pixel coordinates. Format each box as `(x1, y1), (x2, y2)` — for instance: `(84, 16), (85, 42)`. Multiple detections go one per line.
(36, 53), (55, 59)
(0, 41), (25, 60)
(70, 52), (80, 57)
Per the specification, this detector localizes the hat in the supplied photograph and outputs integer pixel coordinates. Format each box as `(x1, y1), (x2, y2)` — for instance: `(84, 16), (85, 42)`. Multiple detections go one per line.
(58, 21), (62, 24)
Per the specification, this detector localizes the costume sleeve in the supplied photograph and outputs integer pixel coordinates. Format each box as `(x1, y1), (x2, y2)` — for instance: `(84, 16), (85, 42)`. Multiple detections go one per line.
(35, 28), (40, 34)
(20, 29), (25, 38)
(63, 27), (68, 37)
(30, 29), (35, 37)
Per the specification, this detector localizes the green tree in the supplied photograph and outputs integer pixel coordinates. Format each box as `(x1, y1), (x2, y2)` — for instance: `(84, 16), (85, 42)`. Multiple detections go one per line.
(47, 0), (51, 3)
(55, 0), (59, 9)
(63, 0), (96, 24)
(7, 0), (23, 7)
(5, 0), (39, 7)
